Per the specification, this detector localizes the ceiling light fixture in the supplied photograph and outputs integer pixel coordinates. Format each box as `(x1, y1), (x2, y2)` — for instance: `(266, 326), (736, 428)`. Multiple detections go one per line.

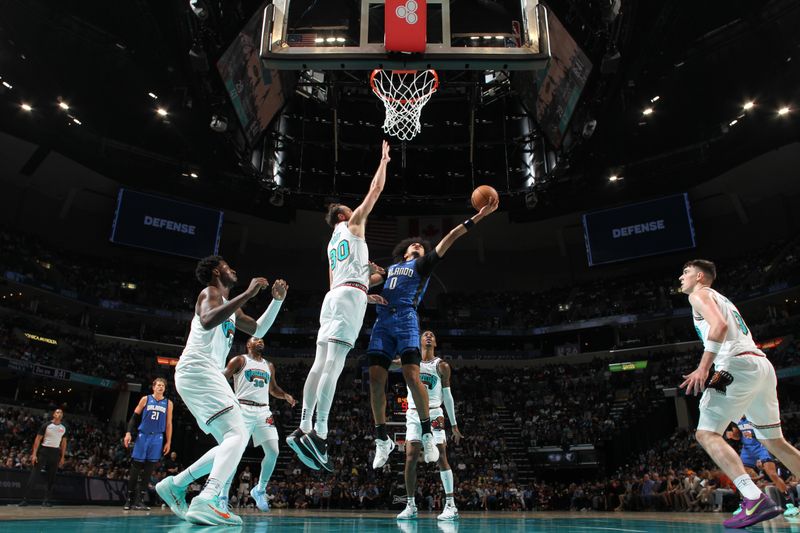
(2, 81), (12, 89)
(642, 108), (653, 116)
(21, 103), (32, 112)
(743, 101), (754, 110)
(58, 101), (69, 110)
(148, 92), (158, 99)
(650, 95), (660, 102)
(778, 106), (790, 116)
(156, 108), (168, 117)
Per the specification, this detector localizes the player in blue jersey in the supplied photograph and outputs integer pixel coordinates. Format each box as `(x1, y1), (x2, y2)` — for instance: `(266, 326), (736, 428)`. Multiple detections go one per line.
(367, 198), (498, 468)
(727, 417), (798, 515)
(123, 377), (173, 510)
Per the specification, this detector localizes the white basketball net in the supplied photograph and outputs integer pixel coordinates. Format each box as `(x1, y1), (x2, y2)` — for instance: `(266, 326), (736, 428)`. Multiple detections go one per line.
(370, 69), (438, 141)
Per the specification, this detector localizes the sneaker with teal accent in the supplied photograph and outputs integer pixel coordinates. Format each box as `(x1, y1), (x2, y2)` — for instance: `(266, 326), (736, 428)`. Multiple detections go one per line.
(732, 504), (742, 515)
(185, 494), (243, 526)
(155, 476), (188, 520)
(251, 486), (270, 512)
(723, 493), (783, 529)
(785, 503), (800, 517)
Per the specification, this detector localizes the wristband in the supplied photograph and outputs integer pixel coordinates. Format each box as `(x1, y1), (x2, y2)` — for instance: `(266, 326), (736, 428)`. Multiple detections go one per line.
(705, 340), (722, 354)
(462, 219), (475, 231)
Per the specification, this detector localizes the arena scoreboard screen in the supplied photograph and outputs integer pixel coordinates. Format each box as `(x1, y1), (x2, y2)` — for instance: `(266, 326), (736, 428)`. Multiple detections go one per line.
(110, 189), (224, 259)
(582, 193), (696, 266)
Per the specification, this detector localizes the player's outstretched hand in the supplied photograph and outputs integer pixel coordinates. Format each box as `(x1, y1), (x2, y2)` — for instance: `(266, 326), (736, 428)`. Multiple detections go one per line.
(679, 366), (709, 396)
(284, 393), (297, 407)
(476, 196), (499, 220)
(451, 425), (463, 445)
(123, 432), (132, 448)
(381, 140), (391, 164)
(272, 279), (288, 300)
(369, 261), (385, 276)
(368, 294), (388, 305)
(245, 277), (269, 299)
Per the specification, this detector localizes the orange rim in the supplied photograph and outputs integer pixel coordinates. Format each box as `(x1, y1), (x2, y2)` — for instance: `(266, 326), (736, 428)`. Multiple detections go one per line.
(370, 69), (439, 105)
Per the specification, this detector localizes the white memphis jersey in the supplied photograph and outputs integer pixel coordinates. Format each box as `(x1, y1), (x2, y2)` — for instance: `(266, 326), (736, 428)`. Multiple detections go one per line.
(180, 300), (237, 370)
(328, 221), (369, 288)
(408, 357), (442, 409)
(233, 355), (271, 405)
(692, 287), (764, 369)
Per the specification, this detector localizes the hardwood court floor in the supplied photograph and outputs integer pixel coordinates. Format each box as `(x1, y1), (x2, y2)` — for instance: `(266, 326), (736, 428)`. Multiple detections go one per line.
(0, 506), (798, 531)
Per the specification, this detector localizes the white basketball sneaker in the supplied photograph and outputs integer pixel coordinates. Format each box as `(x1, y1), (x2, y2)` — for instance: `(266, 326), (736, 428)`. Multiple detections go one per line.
(437, 502), (459, 521)
(373, 437), (397, 469)
(421, 433), (440, 463)
(397, 502), (418, 520)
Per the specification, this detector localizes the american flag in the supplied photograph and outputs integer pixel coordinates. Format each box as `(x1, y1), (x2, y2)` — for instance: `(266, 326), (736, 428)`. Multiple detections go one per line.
(366, 217), (398, 251)
(287, 33), (319, 47)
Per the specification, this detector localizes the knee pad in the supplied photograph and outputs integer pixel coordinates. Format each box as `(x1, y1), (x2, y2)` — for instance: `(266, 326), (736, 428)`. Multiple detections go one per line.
(400, 349), (421, 366)
(369, 353), (392, 370)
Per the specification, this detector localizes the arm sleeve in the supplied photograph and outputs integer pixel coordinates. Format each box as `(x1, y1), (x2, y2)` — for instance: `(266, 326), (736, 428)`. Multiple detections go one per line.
(253, 298), (284, 338)
(127, 412), (142, 434)
(442, 387), (457, 426)
(415, 250), (441, 277)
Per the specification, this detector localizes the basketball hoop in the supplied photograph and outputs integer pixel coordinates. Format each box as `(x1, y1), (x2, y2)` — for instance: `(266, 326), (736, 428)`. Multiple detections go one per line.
(370, 69), (438, 141)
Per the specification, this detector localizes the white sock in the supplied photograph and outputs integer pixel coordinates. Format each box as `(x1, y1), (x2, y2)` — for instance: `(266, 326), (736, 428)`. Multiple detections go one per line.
(313, 342), (350, 439)
(300, 343), (327, 433)
(219, 472), (234, 499)
(440, 469), (454, 505)
(258, 440), (279, 491)
(199, 426), (248, 500)
(734, 474), (763, 500)
(407, 496), (415, 507)
(174, 446), (218, 487)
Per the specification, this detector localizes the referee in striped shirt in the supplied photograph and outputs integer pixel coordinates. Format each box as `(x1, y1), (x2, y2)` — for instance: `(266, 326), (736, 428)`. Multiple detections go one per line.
(19, 408), (67, 507)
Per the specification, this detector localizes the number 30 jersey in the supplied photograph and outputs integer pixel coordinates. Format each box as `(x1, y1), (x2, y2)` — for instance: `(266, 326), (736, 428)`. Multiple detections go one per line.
(328, 221), (370, 288)
(692, 287), (765, 369)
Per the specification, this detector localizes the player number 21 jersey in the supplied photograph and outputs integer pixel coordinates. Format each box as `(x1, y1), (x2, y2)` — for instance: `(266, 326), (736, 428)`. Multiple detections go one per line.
(692, 287), (765, 368)
(328, 221), (369, 288)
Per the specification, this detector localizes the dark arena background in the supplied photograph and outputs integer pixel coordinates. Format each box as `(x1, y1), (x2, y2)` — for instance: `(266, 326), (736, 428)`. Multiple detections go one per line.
(1, 0), (800, 531)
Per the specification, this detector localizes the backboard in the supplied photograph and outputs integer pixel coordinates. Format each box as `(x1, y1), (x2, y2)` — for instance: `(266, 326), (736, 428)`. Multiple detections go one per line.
(260, 0), (550, 71)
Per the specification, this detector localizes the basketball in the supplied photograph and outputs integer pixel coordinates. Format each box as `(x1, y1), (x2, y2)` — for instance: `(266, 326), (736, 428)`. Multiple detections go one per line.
(471, 185), (499, 211)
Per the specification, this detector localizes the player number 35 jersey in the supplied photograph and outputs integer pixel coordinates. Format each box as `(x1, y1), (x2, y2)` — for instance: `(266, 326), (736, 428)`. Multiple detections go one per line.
(233, 356), (272, 405)
(328, 221), (369, 288)
(692, 288), (765, 368)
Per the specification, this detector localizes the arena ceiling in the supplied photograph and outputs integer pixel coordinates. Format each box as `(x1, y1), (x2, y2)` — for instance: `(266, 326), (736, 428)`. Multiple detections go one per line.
(0, 0), (798, 220)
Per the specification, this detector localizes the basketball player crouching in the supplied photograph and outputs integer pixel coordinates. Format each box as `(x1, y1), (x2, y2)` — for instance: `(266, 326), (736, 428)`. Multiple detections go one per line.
(156, 256), (286, 526)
